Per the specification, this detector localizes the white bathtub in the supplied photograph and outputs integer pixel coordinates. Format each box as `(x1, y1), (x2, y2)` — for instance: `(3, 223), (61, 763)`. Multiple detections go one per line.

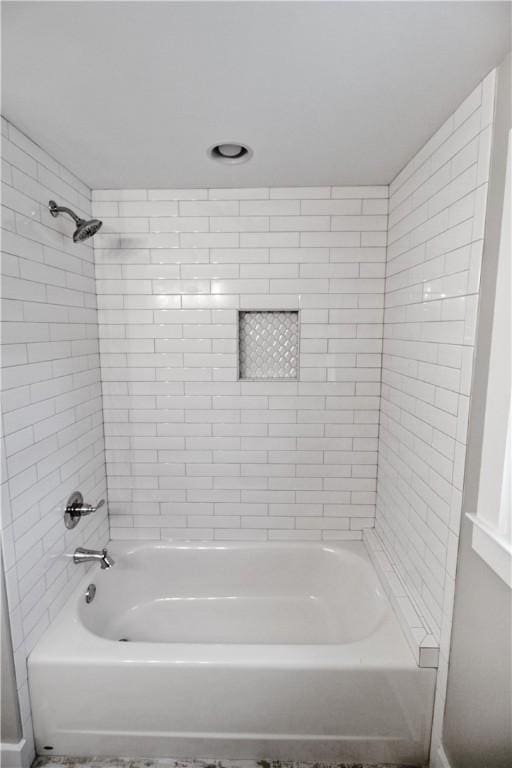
(29, 541), (435, 764)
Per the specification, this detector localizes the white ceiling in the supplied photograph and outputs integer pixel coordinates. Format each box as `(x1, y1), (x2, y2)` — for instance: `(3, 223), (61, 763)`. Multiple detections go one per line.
(2, 1), (510, 189)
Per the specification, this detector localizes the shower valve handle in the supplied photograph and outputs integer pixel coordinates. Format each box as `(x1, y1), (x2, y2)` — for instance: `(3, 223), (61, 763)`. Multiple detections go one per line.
(77, 499), (105, 516)
(64, 492), (105, 529)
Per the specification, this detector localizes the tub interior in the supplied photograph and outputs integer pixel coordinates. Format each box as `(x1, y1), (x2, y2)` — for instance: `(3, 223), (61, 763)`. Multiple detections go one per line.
(79, 542), (388, 644)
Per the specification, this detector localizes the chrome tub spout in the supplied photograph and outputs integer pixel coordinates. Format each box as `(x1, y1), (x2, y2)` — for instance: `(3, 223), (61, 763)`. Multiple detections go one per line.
(73, 547), (115, 569)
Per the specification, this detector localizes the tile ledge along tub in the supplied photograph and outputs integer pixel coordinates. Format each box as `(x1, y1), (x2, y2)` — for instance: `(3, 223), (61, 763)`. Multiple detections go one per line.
(28, 541), (435, 765)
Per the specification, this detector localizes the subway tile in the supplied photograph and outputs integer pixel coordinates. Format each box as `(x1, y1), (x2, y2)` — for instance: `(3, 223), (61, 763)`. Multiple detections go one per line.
(179, 200), (239, 216)
(270, 187), (330, 199)
(1, 115), (108, 735)
(148, 189), (208, 200)
(362, 198), (389, 215)
(270, 247), (329, 263)
(331, 215), (387, 231)
(118, 201), (179, 217)
(93, 189), (147, 201)
(211, 247), (268, 263)
(375, 68), (495, 728)
(240, 232), (300, 248)
(332, 186), (388, 199)
(211, 216), (269, 232)
(270, 216), (330, 231)
(240, 199), (300, 215)
(300, 231), (361, 247)
(180, 232), (239, 248)
(361, 231), (387, 246)
(209, 188), (269, 200)
(149, 216), (209, 233)
(301, 199), (362, 215)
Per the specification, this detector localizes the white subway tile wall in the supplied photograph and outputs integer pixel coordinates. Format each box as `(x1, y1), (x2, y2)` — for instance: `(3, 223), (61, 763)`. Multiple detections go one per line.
(374, 71), (496, 755)
(91, 186), (388, 541)
(0, 116), (108, 752)
(0, 65), (497, 763)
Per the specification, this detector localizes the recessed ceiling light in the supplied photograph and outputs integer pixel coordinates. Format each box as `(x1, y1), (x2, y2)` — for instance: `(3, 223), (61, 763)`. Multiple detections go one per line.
(209, 143), (252, 164)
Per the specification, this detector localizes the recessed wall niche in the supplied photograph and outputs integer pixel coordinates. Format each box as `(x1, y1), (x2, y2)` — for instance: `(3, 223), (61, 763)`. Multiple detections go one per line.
(238, 310), (299, 380)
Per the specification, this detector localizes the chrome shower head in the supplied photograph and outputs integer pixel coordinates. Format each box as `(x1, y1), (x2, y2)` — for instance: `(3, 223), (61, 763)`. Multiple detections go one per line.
(73, 217), (103, 242)
(49, 200), (102, 242)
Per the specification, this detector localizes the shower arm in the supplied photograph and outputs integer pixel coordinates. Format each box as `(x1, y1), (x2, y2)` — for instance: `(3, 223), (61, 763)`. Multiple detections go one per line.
(49, 200), (84, 224)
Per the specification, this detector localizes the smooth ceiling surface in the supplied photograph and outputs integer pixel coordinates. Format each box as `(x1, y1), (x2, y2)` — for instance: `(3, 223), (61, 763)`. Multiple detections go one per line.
(2, 1), (510, 188)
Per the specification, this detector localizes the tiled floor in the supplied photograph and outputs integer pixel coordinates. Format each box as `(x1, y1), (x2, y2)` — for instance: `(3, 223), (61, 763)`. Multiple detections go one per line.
(34, 757), (419, 768)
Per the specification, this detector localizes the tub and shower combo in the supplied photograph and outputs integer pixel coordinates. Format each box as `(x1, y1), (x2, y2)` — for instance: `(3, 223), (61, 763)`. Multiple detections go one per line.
(29, 541), (436, 765)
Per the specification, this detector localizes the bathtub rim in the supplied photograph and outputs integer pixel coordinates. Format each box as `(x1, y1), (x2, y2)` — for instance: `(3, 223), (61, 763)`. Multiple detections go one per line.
(30, 539), (422, 671)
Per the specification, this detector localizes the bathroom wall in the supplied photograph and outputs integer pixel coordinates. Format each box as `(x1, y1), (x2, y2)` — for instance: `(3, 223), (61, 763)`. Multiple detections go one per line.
(1, 557), (22, 744)
(373, 69), (497, 761)
(0, 116), (108, 750)
(442, 53), (511, 768)
(92, 186), (387, 541)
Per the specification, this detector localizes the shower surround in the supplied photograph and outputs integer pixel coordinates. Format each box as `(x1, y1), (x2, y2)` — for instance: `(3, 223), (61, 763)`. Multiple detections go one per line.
(92, 186), (387, 541)
(374, 70), (497, 765)
(0, 117), (108, 761)
(0, 62), (500, 768)
(88, 70), (497, 762)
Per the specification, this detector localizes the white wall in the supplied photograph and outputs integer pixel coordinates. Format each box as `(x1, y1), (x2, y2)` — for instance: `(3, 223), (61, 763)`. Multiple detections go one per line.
(442, 54), (512, 768)
(1, 558), (22, 744)
(92, 186), (387, 541)
(374, 70), (497, 761)
(0, 117), (108, 754)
